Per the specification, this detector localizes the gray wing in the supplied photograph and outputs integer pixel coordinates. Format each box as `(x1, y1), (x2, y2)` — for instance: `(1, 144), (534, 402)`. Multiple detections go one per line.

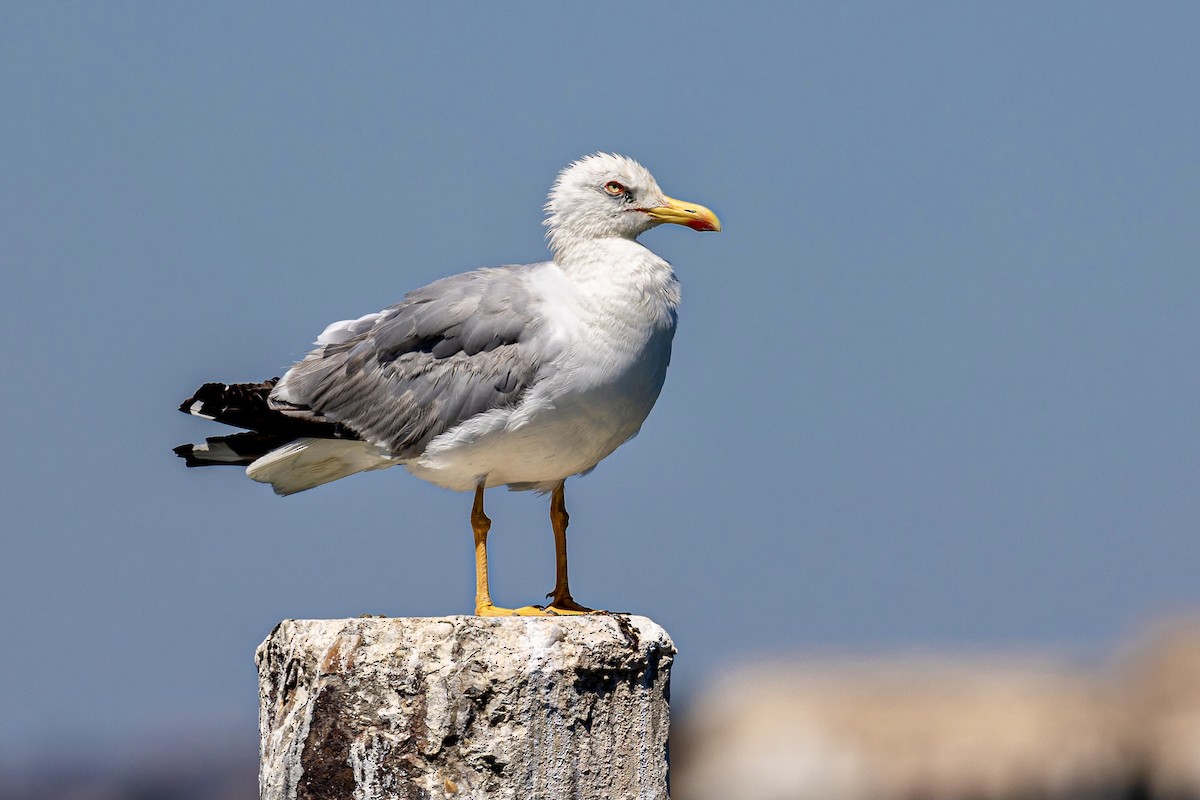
(271, 265), (546, 458)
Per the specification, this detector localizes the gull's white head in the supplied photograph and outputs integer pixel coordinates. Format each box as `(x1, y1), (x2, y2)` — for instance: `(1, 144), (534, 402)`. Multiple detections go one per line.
(544, 153), (720, 259)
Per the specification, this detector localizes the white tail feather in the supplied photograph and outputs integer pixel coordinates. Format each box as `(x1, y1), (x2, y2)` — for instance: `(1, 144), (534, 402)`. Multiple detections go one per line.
(247, 438), (394, 495)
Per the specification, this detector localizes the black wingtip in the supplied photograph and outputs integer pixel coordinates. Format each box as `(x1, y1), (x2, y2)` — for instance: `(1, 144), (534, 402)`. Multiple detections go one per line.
(175, 379), (284, 426)
(178, 381), (239, 416)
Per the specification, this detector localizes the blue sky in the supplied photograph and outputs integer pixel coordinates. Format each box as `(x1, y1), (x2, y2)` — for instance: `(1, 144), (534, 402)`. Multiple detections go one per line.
(2, 2), (1198, 761)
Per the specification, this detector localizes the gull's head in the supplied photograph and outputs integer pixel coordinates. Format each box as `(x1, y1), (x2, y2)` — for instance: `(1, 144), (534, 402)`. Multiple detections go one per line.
(545, 153), (720, 258)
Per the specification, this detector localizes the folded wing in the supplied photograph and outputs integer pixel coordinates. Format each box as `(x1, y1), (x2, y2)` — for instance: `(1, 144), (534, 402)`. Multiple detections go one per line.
(271, 265), (546, 459)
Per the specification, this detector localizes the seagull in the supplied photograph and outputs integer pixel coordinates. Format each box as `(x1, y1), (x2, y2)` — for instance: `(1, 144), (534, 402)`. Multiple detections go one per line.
(174, 153), (720, 616)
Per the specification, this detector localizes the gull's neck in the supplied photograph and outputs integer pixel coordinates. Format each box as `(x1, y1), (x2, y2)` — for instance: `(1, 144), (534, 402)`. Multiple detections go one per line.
(551, 234), (665, 278)
(548, 234), (681, 324)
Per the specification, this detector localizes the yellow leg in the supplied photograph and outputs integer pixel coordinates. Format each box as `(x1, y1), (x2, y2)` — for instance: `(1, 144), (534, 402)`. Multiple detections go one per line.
(544, 482), (599, 615)
(472, 485), (499, 614)
(472, 485), (556, 617)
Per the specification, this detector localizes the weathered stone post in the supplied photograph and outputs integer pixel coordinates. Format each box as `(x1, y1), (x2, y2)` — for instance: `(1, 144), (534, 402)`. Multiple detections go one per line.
(256, 615), (675, 800)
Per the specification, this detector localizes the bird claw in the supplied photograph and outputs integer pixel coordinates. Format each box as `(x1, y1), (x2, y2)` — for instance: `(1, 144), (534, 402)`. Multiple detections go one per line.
(543, 593), (601, 615)
(543, 605), (597, 616)
(475, 600), (601, 617)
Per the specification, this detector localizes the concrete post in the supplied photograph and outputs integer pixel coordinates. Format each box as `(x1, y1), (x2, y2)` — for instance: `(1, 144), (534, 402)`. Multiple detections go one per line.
(256, 615), (675, 800)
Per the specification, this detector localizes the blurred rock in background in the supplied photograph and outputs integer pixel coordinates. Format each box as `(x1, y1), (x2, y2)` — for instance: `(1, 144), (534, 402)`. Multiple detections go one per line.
(672, 619), (1200, 800)
(1123, 622), (1200, 799)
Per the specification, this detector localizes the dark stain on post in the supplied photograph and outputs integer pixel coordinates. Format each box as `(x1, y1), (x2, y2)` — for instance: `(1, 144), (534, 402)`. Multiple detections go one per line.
(298, 678), (356, 800)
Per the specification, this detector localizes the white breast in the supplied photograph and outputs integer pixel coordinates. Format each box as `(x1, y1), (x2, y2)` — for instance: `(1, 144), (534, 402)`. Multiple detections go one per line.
(409, 244), (680, 492)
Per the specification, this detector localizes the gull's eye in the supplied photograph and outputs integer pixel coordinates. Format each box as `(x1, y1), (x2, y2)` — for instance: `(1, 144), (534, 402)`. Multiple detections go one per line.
(604, 181), (627, 197)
